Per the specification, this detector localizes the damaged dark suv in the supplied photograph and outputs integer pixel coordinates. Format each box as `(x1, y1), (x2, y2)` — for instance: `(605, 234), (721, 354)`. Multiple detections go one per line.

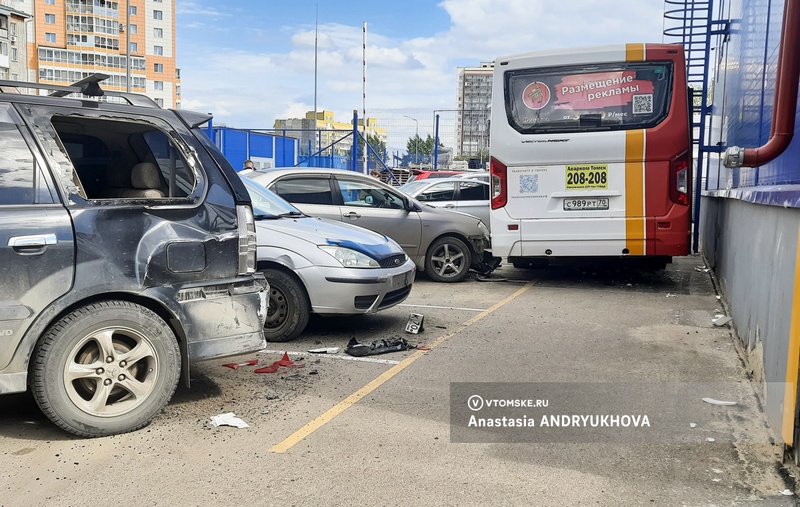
(0, 77), (267, 437)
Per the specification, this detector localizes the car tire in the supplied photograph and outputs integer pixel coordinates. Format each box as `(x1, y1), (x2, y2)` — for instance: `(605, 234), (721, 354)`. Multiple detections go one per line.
(425, 236), (472, 283)
(31, 301), (180, 437)
(262, 268), (310, 342)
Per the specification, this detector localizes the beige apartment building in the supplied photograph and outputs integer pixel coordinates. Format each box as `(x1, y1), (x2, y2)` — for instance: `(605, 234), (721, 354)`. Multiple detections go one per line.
(274, 110), (387, 156)
(3, 0), (179, 107)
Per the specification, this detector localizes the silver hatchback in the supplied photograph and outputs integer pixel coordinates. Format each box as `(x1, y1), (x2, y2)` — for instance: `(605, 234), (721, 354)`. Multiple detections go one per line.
(244, 168), (497, 282)
(242, 177), (415, 341)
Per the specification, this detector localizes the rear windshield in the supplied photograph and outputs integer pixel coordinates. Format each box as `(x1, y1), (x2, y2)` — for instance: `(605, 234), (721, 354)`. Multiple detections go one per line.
(505, 61), (673, 134)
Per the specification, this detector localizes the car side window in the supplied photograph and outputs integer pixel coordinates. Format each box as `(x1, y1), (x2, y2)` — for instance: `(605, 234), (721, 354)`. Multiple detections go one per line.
(31, 110), (201, 202)
(271, 178), (333, 205)
(418, 182), (456, 202)
(459, 181), (489, 201)
(338, 179), (405, 209)
(0, 120), (55, 205)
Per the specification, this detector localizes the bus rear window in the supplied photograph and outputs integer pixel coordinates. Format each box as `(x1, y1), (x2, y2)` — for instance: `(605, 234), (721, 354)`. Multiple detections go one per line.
(505, 61), (673, 134)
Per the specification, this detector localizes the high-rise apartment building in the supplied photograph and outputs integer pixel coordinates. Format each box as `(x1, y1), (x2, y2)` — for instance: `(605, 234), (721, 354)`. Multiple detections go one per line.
(9, 0), (179, 107)
(0, 4), (30, 81)
(456, 61), (493, 157)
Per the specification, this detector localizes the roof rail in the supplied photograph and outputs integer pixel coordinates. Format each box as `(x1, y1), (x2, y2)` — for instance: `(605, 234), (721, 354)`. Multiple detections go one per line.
(0, 75), (160, 108)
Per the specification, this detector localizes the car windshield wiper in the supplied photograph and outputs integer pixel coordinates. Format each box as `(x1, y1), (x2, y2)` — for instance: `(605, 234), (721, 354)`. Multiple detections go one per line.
(278, 211), (305, 218)
(253, 213), (280, 220)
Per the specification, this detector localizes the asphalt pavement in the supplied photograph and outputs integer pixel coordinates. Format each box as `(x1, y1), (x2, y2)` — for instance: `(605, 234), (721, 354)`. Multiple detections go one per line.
(0, 254), (795, 506)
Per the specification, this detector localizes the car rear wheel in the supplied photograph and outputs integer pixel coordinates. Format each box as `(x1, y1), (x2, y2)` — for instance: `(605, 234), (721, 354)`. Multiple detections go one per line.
(262, 268), (310, 342)
(425, 236), (472, 282)
(31, 301), (180, 437)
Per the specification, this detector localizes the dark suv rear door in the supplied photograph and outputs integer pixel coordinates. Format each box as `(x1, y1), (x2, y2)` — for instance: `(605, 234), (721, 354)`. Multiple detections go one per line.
(0, 103), (74, 371)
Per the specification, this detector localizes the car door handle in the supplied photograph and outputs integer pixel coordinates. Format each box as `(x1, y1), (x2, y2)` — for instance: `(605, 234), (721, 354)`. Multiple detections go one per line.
(444, 204), (456, 208)
(343, 212), (361, 219)
(8, 233), (57, 252)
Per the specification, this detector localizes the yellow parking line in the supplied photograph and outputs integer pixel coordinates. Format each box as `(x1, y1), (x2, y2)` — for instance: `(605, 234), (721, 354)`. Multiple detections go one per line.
(269, 281), (535, 453)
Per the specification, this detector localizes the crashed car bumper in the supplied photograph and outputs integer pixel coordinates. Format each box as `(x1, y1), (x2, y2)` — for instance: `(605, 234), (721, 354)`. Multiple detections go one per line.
(298, 259), (416, 315)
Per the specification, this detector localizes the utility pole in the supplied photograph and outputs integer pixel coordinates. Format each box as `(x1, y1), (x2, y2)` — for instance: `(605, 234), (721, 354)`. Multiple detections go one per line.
(403, 115), (418, 165)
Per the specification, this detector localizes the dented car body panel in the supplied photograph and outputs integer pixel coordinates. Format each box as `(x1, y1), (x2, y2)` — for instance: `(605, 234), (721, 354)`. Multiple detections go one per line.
(0, 90), (267, 396)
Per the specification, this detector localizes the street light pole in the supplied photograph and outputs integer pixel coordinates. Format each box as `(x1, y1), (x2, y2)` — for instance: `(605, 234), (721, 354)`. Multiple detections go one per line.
(403, 115), (418, 165)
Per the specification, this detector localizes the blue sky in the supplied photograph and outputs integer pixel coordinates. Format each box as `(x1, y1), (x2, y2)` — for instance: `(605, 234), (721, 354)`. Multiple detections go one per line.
(175, 0), (668, 140)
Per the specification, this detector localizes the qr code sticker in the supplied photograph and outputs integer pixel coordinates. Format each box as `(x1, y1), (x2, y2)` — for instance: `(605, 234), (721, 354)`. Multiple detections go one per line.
(632, 94), (654, 115)
(520, 174), (539, 194)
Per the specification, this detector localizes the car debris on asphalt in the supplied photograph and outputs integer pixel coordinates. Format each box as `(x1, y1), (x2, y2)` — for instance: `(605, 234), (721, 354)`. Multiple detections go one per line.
(405, 313), (424, 334)
(345, 337), (417, 357)
(210, 413), (249, 429)
(254, 352), (305, 373)
(222, 359), (259, 369)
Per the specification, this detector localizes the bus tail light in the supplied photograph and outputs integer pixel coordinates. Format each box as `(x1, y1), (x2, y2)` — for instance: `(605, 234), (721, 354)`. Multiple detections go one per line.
(669, 152), (691, 206)
(490, 157), (507, 209)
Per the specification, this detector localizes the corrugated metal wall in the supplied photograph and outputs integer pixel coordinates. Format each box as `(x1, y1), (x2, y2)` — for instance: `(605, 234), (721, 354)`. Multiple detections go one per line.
(700, 0), (800, 444)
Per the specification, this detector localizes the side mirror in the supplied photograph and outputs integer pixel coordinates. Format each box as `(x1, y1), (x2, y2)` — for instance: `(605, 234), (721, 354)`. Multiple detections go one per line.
(416, 194), (428, 202)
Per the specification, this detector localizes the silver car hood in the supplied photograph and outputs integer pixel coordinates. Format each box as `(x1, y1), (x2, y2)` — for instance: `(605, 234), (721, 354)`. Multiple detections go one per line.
(254, 216), (405, 258)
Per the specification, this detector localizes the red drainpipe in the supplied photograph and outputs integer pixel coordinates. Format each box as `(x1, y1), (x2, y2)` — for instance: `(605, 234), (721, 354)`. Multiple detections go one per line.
(724, 0), (800, 168)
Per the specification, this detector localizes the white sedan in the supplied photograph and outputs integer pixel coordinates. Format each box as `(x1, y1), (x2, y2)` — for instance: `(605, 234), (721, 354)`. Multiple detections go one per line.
(398, 177), (491, 226)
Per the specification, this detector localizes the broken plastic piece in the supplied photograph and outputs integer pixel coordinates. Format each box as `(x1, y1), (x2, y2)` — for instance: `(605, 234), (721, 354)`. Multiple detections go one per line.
(781, 489), (794, 496)
(276, 352), (299, 367)
(254, 352), (304, 373)
(706, 437), (716, 442)
(308, 347), (340, 354)
(702, 397), (737, 406)
(210, 412), (249, 429)
(689, 422), (697, 428)
(712, 316), (732, 327)
(345, 337), (415, 357)
(405, 313), (424, 334)
(254, 363), (280, 374)
(666, 293), (678, 298)
(222, 359), (258, 369)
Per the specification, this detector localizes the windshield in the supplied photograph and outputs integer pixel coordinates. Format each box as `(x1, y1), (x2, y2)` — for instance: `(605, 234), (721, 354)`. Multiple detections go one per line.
(240, 176), (304, 218)
(398, 181), (429, 195)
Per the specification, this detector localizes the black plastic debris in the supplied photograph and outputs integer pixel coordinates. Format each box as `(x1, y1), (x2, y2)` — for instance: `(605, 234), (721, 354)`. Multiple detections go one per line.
(345, 337), (416, 357)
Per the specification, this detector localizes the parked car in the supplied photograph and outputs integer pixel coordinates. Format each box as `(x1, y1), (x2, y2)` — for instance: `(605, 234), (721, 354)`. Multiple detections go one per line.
(398, 178), (490, 226)
(240, 177), (415, 341)
(402, 170), (463, 186)
(0, 76), (267, 437)
(244, 168), (497, 282)
(456, 171), (491, 184)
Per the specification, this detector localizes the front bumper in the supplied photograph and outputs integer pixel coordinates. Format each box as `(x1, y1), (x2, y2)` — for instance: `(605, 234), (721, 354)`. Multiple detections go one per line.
(298, 259), (416, 315)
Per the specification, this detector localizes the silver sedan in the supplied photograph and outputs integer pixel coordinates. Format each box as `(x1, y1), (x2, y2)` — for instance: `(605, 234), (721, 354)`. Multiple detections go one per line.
(241, 177), (415, 342)
(244, 168), (497, 283)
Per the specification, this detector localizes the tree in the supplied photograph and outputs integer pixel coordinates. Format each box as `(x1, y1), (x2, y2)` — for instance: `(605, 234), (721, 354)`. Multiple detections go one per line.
(357, 133), (386, 162)
(406, 134), (441, 155)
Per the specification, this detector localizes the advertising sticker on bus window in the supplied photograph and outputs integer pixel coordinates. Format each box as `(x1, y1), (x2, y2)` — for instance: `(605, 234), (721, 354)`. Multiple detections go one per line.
(554, 71), (654, 110)
(505, 62), (673, 134)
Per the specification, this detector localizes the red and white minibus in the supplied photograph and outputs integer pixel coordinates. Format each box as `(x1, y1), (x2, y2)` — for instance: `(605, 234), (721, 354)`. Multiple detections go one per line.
(489, 43), (691, 268)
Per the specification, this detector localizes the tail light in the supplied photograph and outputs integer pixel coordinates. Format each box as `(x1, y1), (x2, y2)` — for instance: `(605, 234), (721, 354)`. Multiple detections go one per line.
(669, 151), (691, 206)
(236, 205), (257, 274)
(490, 157), (507, 209)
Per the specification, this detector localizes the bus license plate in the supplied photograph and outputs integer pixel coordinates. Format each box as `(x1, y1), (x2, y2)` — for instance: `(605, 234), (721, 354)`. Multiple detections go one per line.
(563, 198), (609, 211)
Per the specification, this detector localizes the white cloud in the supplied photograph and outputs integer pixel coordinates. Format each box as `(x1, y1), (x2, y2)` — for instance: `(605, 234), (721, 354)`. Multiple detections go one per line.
(178, 0), (667, 134)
